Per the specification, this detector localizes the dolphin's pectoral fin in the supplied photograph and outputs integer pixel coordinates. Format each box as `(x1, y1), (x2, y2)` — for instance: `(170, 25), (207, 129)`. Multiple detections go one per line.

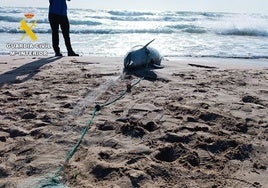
(151, 64), (164, 69)
(132, 69), (158, 81)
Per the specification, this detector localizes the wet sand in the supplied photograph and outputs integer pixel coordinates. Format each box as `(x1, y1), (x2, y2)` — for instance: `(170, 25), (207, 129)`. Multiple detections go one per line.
(0, 56), (267, 188)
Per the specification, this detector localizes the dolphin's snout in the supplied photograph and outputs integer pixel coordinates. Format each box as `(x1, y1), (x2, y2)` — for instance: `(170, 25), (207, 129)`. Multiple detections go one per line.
(124, 53), (131, 68)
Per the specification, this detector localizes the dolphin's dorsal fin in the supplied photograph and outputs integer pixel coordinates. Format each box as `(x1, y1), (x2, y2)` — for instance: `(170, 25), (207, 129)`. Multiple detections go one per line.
(142, 39), (155, 49)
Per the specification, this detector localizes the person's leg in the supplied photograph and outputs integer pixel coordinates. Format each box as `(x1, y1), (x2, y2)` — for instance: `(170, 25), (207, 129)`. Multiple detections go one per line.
(48, 14), (62, 56)
(60, 16), (79, 56)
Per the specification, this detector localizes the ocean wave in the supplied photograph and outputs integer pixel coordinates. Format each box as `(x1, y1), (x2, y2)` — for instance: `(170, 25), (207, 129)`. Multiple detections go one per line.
(102, 15), (196, 22)
(0, 8), (23, 14)
(167, 24), (193, 29)
(108, 10), (154, 16)
(1, 7), (267, 38)
(166, 54), (268, 59)
(0, 15), (21, 22)
(0, 15), (49, 23)
(0, 28), (50, 33)
(96, 10), (198, 22)
(166, 22), (268, 37)
(71, 28), (173, 34)
(201, 12), (224, 18)
(183, 27), (207, 34)
(109, 16), (156, 21)
(0, 28), (21, 33)
(204, 55), (268, 59)
(167, 24), (207, 34)
(217, 28), (268, 37)
(0, 28), (172, 34)
(70, 20), (102, 26)
(1, 25), (266, 36)
(166, 17), (197, 22)
(0, 15), (101, 26)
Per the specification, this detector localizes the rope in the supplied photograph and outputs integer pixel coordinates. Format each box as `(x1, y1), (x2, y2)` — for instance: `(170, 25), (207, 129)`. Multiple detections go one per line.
(101, 77), (143, 108)
(40, 76), (144, 188)
(64, 108), (98, 163)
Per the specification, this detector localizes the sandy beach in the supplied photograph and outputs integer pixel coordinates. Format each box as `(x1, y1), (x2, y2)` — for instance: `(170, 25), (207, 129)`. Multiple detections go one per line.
(0, 56), (267, 188)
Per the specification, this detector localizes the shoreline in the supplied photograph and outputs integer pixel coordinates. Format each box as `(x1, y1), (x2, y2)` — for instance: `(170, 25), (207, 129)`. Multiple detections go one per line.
(0, 56), (267, 73)
(0, 56), (267, 187)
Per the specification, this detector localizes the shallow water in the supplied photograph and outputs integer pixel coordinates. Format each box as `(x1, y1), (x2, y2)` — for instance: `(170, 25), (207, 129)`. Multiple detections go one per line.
(1, 7), (268, 60)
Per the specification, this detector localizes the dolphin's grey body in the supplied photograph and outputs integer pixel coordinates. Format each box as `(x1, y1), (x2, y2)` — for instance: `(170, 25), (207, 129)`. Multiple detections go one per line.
(123, 39), (163, 70)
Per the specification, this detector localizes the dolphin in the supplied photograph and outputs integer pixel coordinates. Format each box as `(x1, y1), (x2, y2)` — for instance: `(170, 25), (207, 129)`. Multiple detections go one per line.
(123, 39), (163, 71)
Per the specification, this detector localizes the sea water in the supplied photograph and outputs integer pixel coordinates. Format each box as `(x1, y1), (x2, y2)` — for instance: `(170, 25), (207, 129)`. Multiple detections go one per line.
(0, 7), (268, 60)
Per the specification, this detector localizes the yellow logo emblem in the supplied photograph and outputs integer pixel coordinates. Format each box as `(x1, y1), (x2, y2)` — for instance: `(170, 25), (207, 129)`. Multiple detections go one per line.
(20, 13), (37, 41)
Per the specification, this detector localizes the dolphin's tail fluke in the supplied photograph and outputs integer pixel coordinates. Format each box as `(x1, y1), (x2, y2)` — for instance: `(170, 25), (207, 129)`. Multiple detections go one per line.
(143, 39), (155, 49)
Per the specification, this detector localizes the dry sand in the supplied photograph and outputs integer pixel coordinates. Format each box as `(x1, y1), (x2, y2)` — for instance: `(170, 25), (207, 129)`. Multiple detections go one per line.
(0, 56), (267, 188)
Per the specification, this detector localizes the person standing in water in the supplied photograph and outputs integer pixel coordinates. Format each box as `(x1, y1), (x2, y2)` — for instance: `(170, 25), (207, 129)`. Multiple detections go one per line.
(49, 0), (79, 56)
